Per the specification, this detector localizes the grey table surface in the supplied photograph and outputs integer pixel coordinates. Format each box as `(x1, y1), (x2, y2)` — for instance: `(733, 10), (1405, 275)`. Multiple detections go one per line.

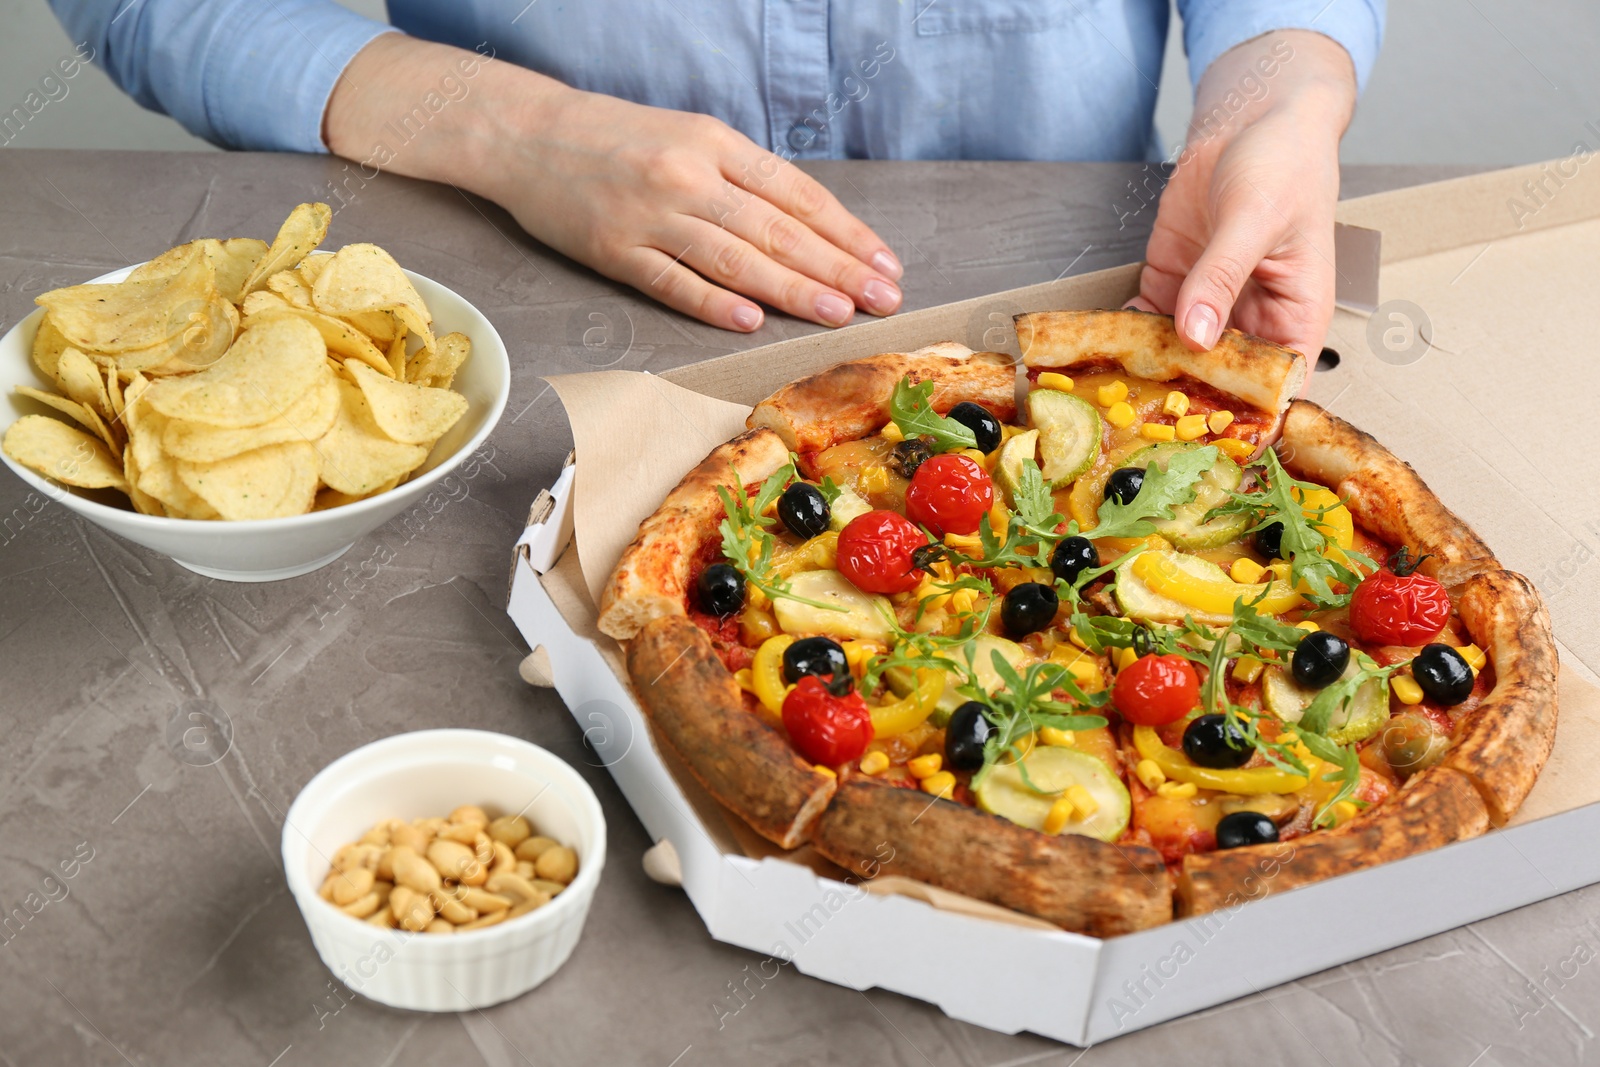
(1, 151), (1595, 1067)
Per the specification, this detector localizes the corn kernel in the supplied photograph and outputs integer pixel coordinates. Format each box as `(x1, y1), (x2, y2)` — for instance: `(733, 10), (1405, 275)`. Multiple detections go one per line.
(1097, 380), (1129, 407)
(1232, 655), (1265, 684)
(1229, 557), (1266, 585)
(860, 465), (890, 494)
(1391, 674), (1425, 705)
(949, 588), (978, 614)
(1459, 644), (1487, 671)
(1113, 646), (1138, 671)
(959, 448), (991, 470)
(1332, 800), (1360, 824)
(1156, 781), (1198, 800)
(907, 753), (943, 780)
(1105, 401), (1136, 429)
(879, 422), (905, 443)
(1296, 620), (1321, 633)
(1039, 726), (1076, 747)
(1051, 650), (1106, 692)
(921, 771), (956, 798)
(859, 750), (890, 776)
(1139, 423), (1177, 442)
(1207, 410), (1235, 433)
(813, 765), (837, 779)
(1163, 390), (1190, 417)
(1213, 437), (1254, 460)
(1012, 732), (1037, 758)
(1042, 797), (1075, 834)
(1266, 561), (1293, 583)
(1134, 759), (1166, 791)
(1066, 784), (1100, 816)
(944, 530), (984, 553)
(1175, 413), (1209, 441)
(1036, 372), (1075, 392)
(1068, 627), (1090, 651)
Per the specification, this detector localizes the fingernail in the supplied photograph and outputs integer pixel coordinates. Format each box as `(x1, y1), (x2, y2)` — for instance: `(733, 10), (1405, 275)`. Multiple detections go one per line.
(731, 305), (762, 331)
(870, 250), (903, 280)
(861, 279), (901, 315)
(1186, 305), (1220, 349)
(815, 292), (853, 325)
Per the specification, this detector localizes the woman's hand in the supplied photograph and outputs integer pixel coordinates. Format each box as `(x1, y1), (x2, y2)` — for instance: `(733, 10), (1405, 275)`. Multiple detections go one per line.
(1132, 31), (1358, 364)
(326, 35), (902, 332)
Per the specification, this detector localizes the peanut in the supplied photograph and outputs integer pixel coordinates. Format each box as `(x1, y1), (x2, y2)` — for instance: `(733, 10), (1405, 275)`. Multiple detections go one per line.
(458, 887), (512, 913)
(508, 893), (550, 919)
(339, 892), (382, 919)
(491, 840), (517, 875)
(449, 805), (489, 827)
(390, 885), (435, 932)
(391, 823), (431, 854)
(433, 893), (477, 925)
(534, 846), (579, 885)
(359, 824), (392, 848)
(457, 910), (507, 931)
(427, 840), (480, 883)
(390, 845), (442, 894)
(366, 907), (396, 928)
(487, 815), (532, 848)
(530, 879), (566, 898)
(331, 867), (375, 906)
(472, 831), (495, 867)
(484, 871), (543, 904)
(438, 822), (481, 845)
(515, 862), (536, 881)
(514, 836), (559, 862)
(425, 919), (455, 934)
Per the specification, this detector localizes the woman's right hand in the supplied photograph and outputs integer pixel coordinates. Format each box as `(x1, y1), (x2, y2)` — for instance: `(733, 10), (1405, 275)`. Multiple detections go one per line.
(327, 35), (903, 332)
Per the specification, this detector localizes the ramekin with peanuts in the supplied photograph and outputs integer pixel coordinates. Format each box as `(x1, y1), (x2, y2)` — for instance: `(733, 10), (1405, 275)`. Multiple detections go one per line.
(320, 805), (581, 934)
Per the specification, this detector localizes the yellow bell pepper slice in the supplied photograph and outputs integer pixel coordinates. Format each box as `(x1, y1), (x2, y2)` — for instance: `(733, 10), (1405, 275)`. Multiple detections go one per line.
(751, 634), (796, 716)
(1131, 552), (1304, 616)
(870, 668), (943, 737)
(1133, 726), (1308, 794)
(772, 531), (839, 578)
(1294, 486), (1354, 551)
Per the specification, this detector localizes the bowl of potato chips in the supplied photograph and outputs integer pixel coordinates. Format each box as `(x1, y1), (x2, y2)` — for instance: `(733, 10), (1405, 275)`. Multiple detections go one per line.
(0, 203), (509, 581)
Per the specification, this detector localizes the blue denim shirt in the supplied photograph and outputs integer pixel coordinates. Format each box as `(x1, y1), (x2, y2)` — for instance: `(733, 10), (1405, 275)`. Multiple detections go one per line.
(51, 0), (1383, 160)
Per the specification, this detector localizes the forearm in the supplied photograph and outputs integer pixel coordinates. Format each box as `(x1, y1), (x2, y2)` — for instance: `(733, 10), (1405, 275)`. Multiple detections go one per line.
(1189, 31), (1357, 152)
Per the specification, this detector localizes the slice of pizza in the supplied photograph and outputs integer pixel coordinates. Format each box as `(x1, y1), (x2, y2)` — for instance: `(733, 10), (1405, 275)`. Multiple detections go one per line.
(597, 310), (1557, 936)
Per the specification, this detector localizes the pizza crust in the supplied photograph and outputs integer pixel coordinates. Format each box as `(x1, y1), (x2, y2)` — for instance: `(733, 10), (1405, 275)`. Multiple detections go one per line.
(747, 342), (1018, 453)
(627, 615), (836, 850)
(812, 776), (1172, 937)
(1015, 310), (1306, 440)
(597, 427), (790, 641)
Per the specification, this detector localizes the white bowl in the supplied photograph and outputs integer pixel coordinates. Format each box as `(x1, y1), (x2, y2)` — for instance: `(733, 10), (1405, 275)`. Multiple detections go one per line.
(282, 729), (606, 1012)
(0, 259), (510, 582)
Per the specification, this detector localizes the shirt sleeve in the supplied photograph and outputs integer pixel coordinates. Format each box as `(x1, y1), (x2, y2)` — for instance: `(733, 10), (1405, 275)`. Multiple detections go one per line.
(1176, 0), (1386, 95)
(48, 0), (395, 152)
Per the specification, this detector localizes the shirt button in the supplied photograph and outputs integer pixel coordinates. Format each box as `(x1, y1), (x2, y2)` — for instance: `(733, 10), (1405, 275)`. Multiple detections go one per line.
(787, 124), (816, 151)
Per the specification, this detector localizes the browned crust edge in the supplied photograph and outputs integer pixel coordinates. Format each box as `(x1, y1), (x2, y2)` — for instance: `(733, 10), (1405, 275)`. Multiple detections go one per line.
(626, 615), (836, 850)
(597, 427), (790, 641)
(813, 776), (1172, 937)
(746, 342), (1018, 453)
(1014, 310), (1306, 442)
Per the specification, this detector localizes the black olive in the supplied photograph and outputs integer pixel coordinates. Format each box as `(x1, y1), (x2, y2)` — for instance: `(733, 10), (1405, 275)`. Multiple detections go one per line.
(1104, 467), (1145, 506)
(947, 402), (1001, 454)
(1182, 714), (1252, 769)
(696, 563), (744, 616)
(888, 439), (933, 479)
(1050, 535), (1099, 585)
(1291, 630), (1350, 689)
(1254, 521), (1285, 560)
(1413, 643), (1474, 705)
(1001, 582), (1058, 638)
(1131, 627), (1157, 659)
(782, 636), (848, 685)
(1215, 811), (1279, 849)
(777, 482), (830, 540)
(945, 701), (994, 772)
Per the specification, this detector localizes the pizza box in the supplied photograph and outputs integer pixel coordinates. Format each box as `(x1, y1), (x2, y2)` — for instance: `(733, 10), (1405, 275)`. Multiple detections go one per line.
(504, 159), (1600, 1045)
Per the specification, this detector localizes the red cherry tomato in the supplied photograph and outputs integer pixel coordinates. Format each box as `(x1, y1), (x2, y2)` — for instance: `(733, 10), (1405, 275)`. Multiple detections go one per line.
(1113, 654), (1200, 726)
(782, 675), (875, 765)
(1349, 551), (1451, 646)
(836, 510), (927, 593)
(904, 454), (995, 536)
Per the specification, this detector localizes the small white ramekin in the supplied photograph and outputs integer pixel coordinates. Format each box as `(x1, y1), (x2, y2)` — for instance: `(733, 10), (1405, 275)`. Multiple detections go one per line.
(282, 729), (605, 1012)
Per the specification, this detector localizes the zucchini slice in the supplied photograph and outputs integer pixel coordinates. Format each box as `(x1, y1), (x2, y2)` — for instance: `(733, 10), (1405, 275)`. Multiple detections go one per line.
(1027, 389), (1101, 487)
(1113, 551), (1235, 626)
(1260, 663), (1389, 744)
(1123, 441), (1248, 550)
(992, 429), (1040, 509)
(975, 746), (1130, 842)
(885, 634), (1028, 725)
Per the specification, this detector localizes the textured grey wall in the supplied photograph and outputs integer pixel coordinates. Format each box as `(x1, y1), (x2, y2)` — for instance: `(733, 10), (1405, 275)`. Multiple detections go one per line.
(2, 0), (1596, 163)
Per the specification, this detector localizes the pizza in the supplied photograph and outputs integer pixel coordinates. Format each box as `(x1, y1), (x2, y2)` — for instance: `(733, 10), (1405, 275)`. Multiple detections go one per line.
(596, 310), (1557, 937)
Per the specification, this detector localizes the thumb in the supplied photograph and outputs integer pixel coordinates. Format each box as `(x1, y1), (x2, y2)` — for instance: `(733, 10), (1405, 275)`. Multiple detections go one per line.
(1174, 213), (1281, 352)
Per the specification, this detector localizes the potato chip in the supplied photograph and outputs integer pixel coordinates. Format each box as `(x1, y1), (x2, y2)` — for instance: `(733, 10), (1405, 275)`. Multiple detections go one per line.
(337, 309), (398, 344)
(122, 446), (165, 516)
(296, 252), (331, 287)
(266, 270), (313, 308)
(313, 378), (427, 495)
(122, 373), (151, 432)
(311, 243), (434, 347)
(13, 386), (119, 455)
(408, 332), (471, 390)
(241, 203), (332, 296)
(39, 245), (210, 353)
(134, 298), (241, 376)
(386, 329), (408, 379)
(139, 456), (220, 519)
(212, 238), (269, 304)
(56, 348), (114, 422)
(144, 316), (326, 428)
(314, 474), (402, 511)
(2, 415), (127, 490)
(243, 304), (391, 376)
(177, 440), (319, 520)
(241, 290), (287, 317)
(344, 361), (467, 445)
(32, 315), (71, 382)
(106, 370), (125, 422)
(162, 370), (340, 463)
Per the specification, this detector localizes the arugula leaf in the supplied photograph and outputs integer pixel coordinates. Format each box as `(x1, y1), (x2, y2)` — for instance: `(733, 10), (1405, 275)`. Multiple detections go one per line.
(1088, 445), (1218, 541)
(1297, 732), (1366, 828)
(1297, 653), (1398, 735)
(816, 475), (842, 506)
(715, 461), (845, 613)
(888, 376), (978, 453)
(930, 457), (1068, 570)
(860, 591), (994, 694)
(1010, 456), (1058, 530)
(967, 654), (1108, 789)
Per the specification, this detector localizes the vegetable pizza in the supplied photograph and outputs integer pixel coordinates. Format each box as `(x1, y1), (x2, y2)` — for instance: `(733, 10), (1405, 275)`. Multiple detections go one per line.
(596, 310), (1557, 936)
